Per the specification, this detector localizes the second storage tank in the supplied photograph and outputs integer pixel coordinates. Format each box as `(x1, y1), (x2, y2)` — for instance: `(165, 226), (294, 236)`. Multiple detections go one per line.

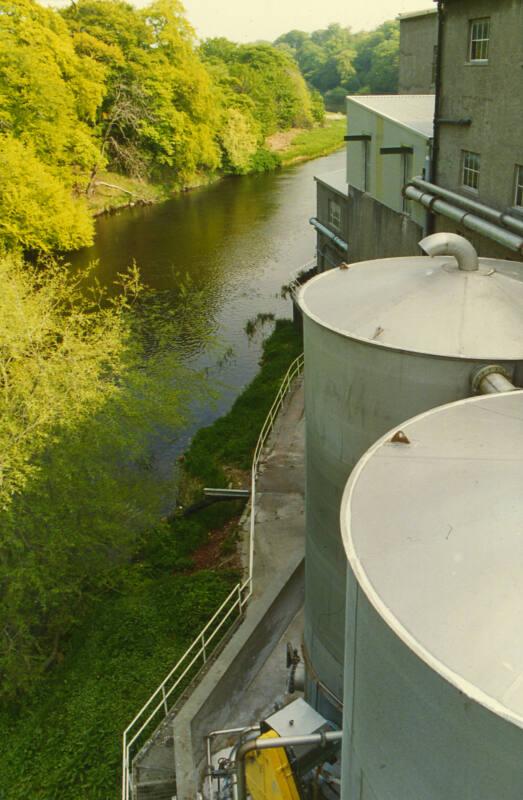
(340, 391), (523, 799)
(298, 233), (523, 718)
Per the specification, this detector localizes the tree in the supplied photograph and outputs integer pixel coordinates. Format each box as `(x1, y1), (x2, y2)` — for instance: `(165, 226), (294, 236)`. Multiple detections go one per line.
(0, 0), (104, 249)
(0, 252), (205, 697)
(0, 136), (94, 252)
(63, 0), (221, 186)
(275, 19), (400, 107)
(201, 39), (318, 136)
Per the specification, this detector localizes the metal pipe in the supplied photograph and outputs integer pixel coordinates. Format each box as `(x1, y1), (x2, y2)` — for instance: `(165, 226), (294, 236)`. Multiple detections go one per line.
(409, 177), (523, 237)
(405, 187), (523, 254)
(419, 232), (479, 271)
(309, 217), (348, 253)
(234, 730), (343, 800)
(472, 365), (517, 395)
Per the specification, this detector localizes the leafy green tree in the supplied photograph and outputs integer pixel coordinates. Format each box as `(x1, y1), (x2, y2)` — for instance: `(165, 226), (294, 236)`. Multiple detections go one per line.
(220, 108), (259, 173)
(349, 20), (400, 94)
(0, 0), (104, 249)
(64, 0), (221, 186)
(275, 19), (399, 109)
(0, 252), (204, 697)
(0, 136), (94, 252)
(201, 39), (318, 136)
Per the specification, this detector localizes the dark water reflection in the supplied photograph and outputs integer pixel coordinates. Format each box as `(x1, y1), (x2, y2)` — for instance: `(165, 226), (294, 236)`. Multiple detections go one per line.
(68, 149), (345, 476)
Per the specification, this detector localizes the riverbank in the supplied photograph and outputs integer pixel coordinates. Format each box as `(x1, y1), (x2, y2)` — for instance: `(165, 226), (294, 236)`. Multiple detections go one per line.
(0, 319), (302, 800)
(87, 117), (345, 218)
(270, 116), (345, 165)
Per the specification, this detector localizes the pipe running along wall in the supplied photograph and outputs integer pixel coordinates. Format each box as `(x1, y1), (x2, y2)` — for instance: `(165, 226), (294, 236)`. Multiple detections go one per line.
(404, 186), (523, 254)
(309, 217), (348, 253)
(234, 730), (343, 800)
(409, 177), (523, 238)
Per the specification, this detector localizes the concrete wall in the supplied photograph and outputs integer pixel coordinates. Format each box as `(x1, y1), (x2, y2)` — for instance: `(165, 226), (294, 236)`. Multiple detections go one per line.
(437, 0), (523, 215)
(347, 184), (423, 263)
(398, 10), (438, 94)
(346, 100), (429, 229)
(315, 179), (349, 270)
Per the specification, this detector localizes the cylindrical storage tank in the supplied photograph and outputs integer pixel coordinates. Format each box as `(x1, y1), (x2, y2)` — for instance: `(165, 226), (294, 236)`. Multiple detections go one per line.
(298, 236), (523, 720)
(340, 391), (523, 799)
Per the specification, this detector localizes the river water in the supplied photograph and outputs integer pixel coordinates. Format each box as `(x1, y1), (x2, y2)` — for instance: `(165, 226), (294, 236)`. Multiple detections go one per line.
(68, 149), (344, 472)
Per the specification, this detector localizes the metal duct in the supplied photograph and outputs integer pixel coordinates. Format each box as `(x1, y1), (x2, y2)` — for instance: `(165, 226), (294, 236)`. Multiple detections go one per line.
(404, 186), (523, 254)
(309, 217), (348, 253)
(234, 730), (343, 800)
(409, 176), (523, 237)
(472, 365), (517, 395)
(419, 232), (479, 271)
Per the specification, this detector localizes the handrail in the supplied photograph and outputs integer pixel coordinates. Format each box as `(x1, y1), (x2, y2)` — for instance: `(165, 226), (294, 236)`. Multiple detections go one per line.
(122, 351), (304, 800)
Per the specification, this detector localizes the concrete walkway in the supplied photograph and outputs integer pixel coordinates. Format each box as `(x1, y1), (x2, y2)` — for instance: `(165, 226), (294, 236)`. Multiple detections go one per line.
(133, 379), (305, 800)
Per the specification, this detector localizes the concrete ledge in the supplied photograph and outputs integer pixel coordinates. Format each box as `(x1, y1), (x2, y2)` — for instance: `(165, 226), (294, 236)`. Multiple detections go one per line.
(173, 556), (304, 799)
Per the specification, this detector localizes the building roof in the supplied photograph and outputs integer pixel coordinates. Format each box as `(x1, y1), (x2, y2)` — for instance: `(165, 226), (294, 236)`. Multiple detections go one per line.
(397, 7), (437, 20)
(347, 94), (435, 138)
(314, 169), (348, 197)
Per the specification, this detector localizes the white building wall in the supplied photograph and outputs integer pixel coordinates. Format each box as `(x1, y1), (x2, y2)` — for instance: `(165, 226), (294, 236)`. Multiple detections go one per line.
(345, 99), (429, 229)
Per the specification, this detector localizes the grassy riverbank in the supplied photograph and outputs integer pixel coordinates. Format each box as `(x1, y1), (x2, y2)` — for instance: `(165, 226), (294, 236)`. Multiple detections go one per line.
(0, 319), (302, 800)
(274, 117), (346, 165)
(88, 117), (345, 217)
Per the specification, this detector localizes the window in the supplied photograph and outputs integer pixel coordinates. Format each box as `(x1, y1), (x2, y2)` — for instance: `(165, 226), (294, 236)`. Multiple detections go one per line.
(462, 151), (481, 191)
(469, 18), (490, 62)
(515, 165), (523, 208)
(328, 198), (342, 231)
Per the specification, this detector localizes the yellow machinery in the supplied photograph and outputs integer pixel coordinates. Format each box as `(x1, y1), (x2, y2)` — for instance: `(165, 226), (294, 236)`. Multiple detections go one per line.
(243, 698), (339, 799)
(245, 730), (301, 800)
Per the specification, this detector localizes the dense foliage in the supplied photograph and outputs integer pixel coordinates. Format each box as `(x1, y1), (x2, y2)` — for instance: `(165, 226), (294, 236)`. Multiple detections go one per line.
(0, 253), (210, 699)
(275, 21), (400, 110)
(201, 38), (324, 172)
(0, 320), (301, 800)
(0, 0), (325, 251)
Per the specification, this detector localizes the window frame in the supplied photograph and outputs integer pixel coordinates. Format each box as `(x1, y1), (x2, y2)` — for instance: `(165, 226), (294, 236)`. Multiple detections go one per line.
(468, 17), (490, 63)
(328, 197), (342, 231)
(514, 165), (523, 209)
(461, 150), (481, 193)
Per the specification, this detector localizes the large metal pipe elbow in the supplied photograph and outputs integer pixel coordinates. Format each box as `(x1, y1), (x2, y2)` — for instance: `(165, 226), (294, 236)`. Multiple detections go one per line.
(472, 365), (517, 395)
(419, 232), (479, 272)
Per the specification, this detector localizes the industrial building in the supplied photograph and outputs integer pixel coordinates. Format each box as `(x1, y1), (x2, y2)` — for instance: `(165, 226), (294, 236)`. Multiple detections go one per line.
(313, 0), (523, 266)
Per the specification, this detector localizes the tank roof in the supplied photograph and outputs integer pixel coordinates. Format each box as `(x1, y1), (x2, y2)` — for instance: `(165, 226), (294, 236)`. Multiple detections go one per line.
(341, 391), (523, 728)
(299, 255), (523, 360)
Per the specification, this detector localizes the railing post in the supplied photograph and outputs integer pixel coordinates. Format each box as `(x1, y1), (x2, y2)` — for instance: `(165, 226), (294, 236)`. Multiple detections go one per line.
(125, 746), (131, 800)
(161, 685), (168, 716)
(202, 632), (207, 664)
(237, 582), (243, 615)
(122, 737), (128, 800)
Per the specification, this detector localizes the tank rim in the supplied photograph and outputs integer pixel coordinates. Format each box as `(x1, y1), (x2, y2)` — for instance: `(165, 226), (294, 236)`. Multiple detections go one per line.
(340, 390), (523, 731)
(299, 256), (523, 363)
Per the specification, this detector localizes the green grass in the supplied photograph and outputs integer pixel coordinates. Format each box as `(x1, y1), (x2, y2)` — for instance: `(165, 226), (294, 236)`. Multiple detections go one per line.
(185, 319), (303, 483)
(87, 171), (171, 215)
(279, 118), (346, 165)
(0, 318), (302, 800)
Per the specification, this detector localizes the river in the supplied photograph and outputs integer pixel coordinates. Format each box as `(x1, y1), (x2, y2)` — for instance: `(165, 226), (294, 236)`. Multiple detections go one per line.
(68, 149), (345, 475)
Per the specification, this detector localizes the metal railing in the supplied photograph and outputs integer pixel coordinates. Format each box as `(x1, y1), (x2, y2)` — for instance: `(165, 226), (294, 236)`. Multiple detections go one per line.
(122, 351), (304, 800)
